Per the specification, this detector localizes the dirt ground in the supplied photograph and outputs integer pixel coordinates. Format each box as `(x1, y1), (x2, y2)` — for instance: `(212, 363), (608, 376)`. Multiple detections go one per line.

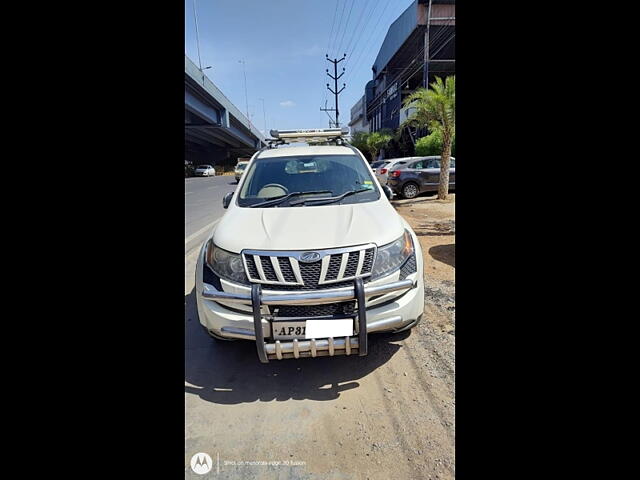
(185, 194), (455, 480)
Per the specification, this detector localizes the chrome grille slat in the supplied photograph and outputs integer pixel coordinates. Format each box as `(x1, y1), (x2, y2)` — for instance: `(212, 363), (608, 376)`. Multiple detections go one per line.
(270, 256), (285, 283)
(355, 250), (365, 276)
(253, 254), (266, 281)
(337, 252), (349, 280)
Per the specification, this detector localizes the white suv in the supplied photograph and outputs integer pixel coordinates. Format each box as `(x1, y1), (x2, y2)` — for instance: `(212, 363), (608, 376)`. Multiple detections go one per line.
(195, 128), (425, 362)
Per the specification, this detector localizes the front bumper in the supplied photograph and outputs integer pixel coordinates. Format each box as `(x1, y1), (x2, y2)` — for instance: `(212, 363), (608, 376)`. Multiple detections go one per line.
(195, 245), (424, 362)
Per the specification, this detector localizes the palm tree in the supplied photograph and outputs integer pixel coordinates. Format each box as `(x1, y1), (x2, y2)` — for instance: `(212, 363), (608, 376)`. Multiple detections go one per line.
(402, 75), (455, 200)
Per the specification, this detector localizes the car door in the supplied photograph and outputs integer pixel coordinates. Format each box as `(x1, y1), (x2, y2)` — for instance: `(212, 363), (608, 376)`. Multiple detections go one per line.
(403, 159), (424, 188)
(421, 158), (441, 190)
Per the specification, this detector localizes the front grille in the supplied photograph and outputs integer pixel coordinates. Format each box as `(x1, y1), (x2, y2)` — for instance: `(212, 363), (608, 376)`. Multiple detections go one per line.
(272, 301), (356, 318)
(242, 244), (377, 290)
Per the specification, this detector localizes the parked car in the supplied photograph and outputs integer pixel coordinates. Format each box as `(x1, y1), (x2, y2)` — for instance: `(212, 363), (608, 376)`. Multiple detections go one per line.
(196, 128), (425, 363)
(234, 161), (249, 182)
(387, 156), (455, 199)
(374, 157), (417, 185)
(194, 165), (216, 177)
(370, 160), (387, 169)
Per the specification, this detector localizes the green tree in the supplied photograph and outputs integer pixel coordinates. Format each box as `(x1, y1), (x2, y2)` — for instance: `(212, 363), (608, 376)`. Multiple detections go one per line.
(350, 131), (371, 161)
(367, 131), (393, 162)
(402, 75), (455, 199)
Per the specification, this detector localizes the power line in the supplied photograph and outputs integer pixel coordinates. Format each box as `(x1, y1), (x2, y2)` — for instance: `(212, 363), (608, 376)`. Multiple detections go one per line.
(335, 0), (356, 58)
(343, 0), (378, 59)
(342, 0), (394, 87)
(329, 0), (348, 57)
(326, 0), (340, 54)
(344, 0), (383, 63)
(321, 0), (342, 124)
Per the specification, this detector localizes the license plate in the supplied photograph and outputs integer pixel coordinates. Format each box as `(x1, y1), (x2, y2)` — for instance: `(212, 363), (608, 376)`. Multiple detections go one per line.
(272, 319), (354, 340)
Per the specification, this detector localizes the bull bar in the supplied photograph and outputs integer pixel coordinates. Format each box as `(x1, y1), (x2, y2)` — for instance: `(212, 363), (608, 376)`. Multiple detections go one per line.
(201, 278), (415, 363)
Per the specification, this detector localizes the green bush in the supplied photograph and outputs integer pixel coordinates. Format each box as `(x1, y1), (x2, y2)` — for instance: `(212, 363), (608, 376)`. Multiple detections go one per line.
(415, 131), (442, 156)
(415, 131), (455, 157)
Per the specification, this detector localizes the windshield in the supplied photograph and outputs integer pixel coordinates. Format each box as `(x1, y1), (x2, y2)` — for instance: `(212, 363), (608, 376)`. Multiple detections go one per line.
(238, 154), (380, 207)
(197, 165), (211, 169)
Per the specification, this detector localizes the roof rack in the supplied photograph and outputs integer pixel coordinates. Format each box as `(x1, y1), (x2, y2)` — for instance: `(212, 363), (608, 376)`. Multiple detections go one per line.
(267, 127), (349, 147)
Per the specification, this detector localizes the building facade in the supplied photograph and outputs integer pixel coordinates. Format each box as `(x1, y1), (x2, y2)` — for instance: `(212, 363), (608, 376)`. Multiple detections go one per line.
(348, 95), (369, 134)
(365, 0), (455, 133)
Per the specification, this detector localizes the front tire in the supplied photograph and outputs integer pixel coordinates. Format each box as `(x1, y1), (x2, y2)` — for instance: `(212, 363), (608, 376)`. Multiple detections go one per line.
(402, 182), (419, 199)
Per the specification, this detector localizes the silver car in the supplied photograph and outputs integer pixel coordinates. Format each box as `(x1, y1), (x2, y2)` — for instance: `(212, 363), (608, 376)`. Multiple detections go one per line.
(194, 165), (216, 177)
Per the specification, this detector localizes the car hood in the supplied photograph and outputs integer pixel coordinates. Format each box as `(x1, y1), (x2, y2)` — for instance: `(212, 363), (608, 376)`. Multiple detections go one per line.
(213, 199), (406, 252)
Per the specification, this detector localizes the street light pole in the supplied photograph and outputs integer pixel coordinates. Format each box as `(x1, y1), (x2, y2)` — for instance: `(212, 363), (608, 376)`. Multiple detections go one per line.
(258, 98), (267, 136)
(193, 0), (203, 71)
(192, 0), (211, 83)
(238, 59), (251, 130)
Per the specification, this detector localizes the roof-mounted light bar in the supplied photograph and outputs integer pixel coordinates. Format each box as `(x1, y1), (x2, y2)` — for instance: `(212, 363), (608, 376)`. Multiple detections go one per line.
(269, 127), (349, 144)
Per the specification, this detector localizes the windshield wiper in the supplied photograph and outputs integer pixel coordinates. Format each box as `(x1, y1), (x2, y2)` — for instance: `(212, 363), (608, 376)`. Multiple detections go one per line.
(249, 190), (332, 208)
(289, 188), (372, 206)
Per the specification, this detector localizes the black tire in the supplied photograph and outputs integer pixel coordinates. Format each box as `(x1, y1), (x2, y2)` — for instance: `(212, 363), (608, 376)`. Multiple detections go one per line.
(402, 182), (419, 199)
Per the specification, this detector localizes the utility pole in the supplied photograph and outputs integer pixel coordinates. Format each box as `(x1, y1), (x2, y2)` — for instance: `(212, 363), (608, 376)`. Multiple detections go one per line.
(321, 53), (346, 127)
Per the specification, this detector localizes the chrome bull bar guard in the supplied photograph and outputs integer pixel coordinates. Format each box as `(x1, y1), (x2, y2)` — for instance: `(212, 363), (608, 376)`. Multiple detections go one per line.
(251, 278), (370, 363)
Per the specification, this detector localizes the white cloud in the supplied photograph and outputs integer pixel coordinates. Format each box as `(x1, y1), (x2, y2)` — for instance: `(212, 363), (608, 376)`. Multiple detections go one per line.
(279, 100), (296, 107)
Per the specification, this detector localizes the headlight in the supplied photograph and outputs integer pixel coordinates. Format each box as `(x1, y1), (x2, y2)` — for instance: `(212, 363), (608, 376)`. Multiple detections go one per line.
(205, 240), (248, 284)
(371, 230), (414, 280)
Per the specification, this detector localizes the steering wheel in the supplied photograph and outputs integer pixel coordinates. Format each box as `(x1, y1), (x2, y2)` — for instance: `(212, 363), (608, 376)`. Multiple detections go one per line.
(257, 183), (289, 198)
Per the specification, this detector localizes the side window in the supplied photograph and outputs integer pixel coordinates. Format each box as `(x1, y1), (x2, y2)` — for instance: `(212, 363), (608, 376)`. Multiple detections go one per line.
(428, 159), (441, 169)
(450, 159), (456, 168)
(411, 160), (423, 169)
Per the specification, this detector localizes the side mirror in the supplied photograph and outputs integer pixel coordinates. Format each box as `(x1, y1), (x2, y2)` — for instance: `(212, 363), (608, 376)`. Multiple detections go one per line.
(222, 192), (234, 209)
(382, 185), (394, 201)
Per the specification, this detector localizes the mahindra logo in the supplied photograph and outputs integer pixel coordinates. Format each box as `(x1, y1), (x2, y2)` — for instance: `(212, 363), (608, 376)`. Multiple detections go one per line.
(299, 252), (321, 263)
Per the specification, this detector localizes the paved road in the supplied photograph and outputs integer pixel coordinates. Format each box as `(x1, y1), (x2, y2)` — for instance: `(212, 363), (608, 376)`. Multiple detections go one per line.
(185, 175), (237, 255)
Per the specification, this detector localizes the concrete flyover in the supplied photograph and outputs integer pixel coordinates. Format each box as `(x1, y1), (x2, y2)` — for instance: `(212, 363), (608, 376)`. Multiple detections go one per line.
(185, 55), (265, 168)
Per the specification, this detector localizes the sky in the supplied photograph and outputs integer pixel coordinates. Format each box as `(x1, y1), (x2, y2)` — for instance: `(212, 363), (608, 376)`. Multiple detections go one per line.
(185, 0), (415, 135)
